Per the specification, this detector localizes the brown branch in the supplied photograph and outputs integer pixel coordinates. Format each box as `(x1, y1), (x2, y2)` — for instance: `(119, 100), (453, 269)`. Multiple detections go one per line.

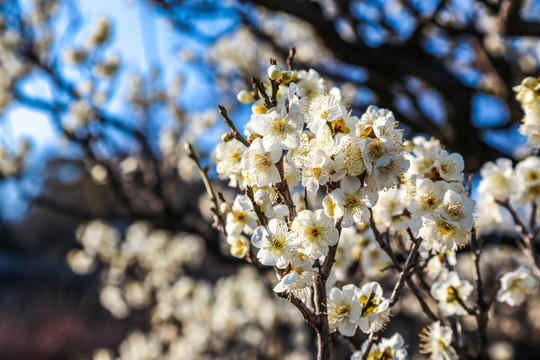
(250, 77), (273, 109)
(469, 226), (490, 360)
(496, 200), (540, 279)
(218, 104), (250, 147)
(361, 228), (424, 359)
(274, 156), (297, 220)
(276, 291), (320, 329)
(186, 143), (226, 235)
(369, 214), (439, 322)
(498, 0), (540, 36)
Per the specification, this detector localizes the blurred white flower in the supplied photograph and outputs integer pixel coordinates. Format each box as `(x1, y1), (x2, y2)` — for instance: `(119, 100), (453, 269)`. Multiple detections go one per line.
(419, 321), (458, 360)
(497, 266), (537, 306)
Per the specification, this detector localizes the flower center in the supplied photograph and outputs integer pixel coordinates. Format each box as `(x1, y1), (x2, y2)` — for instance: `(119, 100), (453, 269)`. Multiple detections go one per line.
(330, 118), (350, 135)
(254, 154), (272, 170)
(440, 222), (455, 236)
(526, 171), (539, 181)
(272, 236), (284, 249)
(360, 293), (379, 317)
(445, 286), (460, 304)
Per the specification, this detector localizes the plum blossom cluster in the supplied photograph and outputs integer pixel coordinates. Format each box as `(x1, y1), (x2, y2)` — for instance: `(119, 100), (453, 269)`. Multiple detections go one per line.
(514, 77), (540, 149)
(477, 155), (540, 234)
(68, 221), (310, 360)
(208, 64), (483, 359)
(352, 333), (408, 360)
(327, 282), (390, 336)
(68, 221), (206, 318)
(215, 68), (415, 308)
(403, 136), (475, 254)
(200, 65), (540, 360)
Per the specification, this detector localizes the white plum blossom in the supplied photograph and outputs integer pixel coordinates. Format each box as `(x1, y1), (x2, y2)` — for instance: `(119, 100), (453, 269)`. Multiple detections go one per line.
(408, 177), (449, 217)
(226, 234), (251, 259)
(288, 131), (314, 168)
(419, 321), (458, 360)
(369, 154), (410, 189)
(357, 281), (391, 333)
(405, 136), (464, 186)
(225, 195), (257, 236)
(327, 111), (358, 138)
(361, 241), (391, 278)
(251, 105), (303, 150)
(253, 189), (274, 216)
(291, 209), (339, 259)
(514, 77), (540, 149)
(437, 189), (475, 231)
(355, 105), (392, 139)
(332, 134), (366, 181)
(241, 138), (282, 187)
(295, 68), (325, 100)
(425, 253), (457, 281)
(251, 219), (297, 269)
(431, 271), (474, 316)
(434, 150), (465, 183)
(497, 266), (537, 306)
(305, 93), (343, 133)
(273, 255), (316, 296)
(418, 214), (470, 253)
(215, 140), (246, 188)
(371, 110), (404, 144)
(360, 138), (394, 173)
(327, 284), (361, 336)
(515, 156), (540, 203)
(326, 176), (378, 228)
(372, 187), (409, 232)
(354, 332), (408, 360)
(477, 158), (516, 202)
(301, 149), (333, 194)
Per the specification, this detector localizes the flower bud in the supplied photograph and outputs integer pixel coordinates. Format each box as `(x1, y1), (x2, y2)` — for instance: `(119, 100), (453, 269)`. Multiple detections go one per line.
(267, 64), (282, 80)
(522, 76), (538, 89)
(220, 202), (232, 214)
(236, 90), (254, 104)
(221, 132), (234, 142)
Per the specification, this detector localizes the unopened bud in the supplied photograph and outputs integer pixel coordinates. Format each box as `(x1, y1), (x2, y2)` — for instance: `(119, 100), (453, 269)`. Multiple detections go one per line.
(522, 76), (538, 89)
(184, 142), (194, 156)
(220, 202), (232, 214)
(221, 132), (234, 142)
(236, 90), (254, 104)
(267, 64), (282, 80)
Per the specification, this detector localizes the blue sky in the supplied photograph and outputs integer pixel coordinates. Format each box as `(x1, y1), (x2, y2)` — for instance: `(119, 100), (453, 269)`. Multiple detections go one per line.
(0, 0), (222, 220)
(2, 0), (218, 154)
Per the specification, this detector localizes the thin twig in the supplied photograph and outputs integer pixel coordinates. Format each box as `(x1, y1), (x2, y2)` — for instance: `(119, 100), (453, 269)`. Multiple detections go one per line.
(218, 104), (250, 147)
(276, 291), (319, 329)
(370, 214), (439, 322)
(496, 200), (540, 279)
(251, 77), (273, 109)
(186, 143), (226, 235)
(361, 229), (424, 359)
(274, 156), (297, 219)
(287, 46), (296, 71)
